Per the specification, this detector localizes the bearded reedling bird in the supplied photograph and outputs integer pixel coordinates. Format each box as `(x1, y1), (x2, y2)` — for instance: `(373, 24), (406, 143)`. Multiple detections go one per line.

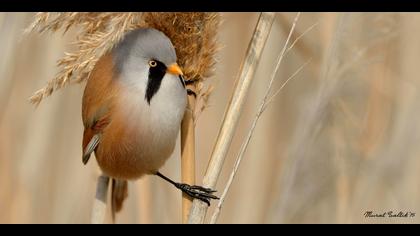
(81, 28), (218, 219)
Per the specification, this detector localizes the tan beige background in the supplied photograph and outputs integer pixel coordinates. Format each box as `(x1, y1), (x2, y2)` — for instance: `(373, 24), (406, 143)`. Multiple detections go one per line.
(0, 12), (419, 223)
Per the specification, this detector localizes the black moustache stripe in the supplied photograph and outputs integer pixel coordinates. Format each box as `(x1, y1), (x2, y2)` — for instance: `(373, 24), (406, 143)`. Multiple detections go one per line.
(145, 60), (167, 104)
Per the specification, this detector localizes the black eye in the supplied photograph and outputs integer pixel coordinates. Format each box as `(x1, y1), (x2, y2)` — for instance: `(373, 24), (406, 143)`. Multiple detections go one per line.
(149, 60), (157, 67)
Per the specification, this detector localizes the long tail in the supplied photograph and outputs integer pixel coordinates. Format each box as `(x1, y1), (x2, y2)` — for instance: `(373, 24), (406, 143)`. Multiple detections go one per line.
(111, 178), (128, 222)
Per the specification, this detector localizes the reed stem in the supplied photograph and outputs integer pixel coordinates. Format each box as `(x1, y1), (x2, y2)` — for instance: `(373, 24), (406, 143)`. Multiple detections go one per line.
(180, 84), (197, 223)
(187, 12), (276, 224)
(91, 175), (109, 224)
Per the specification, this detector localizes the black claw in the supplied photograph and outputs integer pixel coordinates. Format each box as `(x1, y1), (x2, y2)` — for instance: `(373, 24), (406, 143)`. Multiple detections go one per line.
(175, 183), (219, 206)
(190, 185), (218, 194)
(155, 172), (218, 206)
(201, 198), (210, 206)
(187, 89), (197, 98)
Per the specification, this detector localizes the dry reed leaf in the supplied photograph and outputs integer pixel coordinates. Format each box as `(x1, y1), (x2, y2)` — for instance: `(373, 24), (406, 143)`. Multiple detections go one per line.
(27, 12), (220, 113)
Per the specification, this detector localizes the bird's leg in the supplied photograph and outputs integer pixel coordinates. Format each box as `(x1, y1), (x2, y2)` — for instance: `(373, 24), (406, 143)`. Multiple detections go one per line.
(184, 79), (195, 86)
(155, 172), (219, 206)
(181, 77), (197, 98)
(187, 89), (197, 98)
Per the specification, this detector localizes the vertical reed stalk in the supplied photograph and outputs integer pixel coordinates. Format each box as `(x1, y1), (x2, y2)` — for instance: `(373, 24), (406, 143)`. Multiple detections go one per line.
(188, 12), (276, 224)
(180, 84), (196, 223)
(91, 175), (109, 224)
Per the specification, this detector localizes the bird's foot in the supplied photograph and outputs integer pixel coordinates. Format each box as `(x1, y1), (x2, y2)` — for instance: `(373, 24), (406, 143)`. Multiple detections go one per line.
(187, 89), (197, 98)
(184, 79), (196, 86)
(184, 79), (197, 97)
(175, 183), (219, 206)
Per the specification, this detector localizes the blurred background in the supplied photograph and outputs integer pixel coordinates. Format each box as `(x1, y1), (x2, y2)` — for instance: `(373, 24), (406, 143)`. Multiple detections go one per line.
(1, 12), (420, 224)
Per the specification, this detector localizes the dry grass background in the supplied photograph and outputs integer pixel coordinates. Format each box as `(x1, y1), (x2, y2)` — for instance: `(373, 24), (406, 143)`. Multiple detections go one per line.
(1, 12), (420, 223)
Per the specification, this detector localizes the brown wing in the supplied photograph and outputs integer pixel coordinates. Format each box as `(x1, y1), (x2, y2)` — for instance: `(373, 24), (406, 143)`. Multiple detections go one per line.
(82, 115), (110, 164)
(81, 53), (116, 164)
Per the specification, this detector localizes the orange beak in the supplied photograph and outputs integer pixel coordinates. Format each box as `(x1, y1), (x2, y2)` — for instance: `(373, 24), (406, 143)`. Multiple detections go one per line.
(166, 63), (183, 76)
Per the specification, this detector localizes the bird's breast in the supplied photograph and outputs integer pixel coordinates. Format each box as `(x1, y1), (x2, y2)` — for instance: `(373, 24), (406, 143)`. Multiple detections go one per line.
(96, 73), (187, 179)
